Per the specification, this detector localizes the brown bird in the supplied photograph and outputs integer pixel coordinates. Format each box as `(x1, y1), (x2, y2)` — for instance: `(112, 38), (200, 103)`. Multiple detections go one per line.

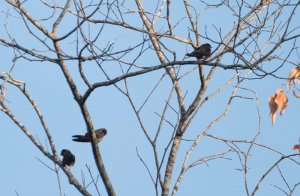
(186, 43), (212, 60)
(72, 128), (107, 143)
(61, 149), (75, 167)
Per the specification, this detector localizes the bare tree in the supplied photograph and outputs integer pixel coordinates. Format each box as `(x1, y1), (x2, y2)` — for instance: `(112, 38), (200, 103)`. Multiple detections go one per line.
(1, 0), (300, 195)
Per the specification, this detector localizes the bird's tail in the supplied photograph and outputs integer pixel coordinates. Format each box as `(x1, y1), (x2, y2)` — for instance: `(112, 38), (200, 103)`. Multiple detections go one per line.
(72, 135), (89, 142)
(72, 138), (89, 142)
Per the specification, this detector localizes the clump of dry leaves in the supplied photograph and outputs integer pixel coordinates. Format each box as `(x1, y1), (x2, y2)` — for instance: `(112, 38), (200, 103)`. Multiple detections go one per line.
(268, 64), (300, 125)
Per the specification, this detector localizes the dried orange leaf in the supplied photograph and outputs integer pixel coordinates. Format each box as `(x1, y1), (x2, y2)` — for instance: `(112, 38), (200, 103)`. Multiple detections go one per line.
(293, 145), (300, 150)
(292, 145), (300, 154)
(268, 95), (277, 125)
(287, 64), (300, 90)
(268, 89), (288, 125)
(274, 89), (288, 115)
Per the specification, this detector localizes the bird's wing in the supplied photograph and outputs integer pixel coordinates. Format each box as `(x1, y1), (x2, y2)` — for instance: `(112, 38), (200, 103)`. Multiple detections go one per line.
(201, 45), (210, 53)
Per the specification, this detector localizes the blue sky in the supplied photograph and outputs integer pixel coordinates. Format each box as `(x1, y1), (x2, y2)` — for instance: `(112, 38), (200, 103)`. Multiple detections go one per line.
(1, 1), (300, 196)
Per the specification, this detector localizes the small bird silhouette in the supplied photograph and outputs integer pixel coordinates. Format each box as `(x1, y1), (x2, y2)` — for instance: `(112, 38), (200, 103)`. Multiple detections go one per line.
(72, 128), (107, 143)
(61, 149), (75, 167)
(186, 43), (212, 60)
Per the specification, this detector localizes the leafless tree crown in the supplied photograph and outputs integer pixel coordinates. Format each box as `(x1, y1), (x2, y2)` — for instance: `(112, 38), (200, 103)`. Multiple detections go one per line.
(1, 1), (300, 196)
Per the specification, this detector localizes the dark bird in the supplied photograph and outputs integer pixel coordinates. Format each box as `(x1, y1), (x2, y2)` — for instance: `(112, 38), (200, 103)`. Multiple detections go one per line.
(72, 128), (107, 143)
(186, 43), (212, 60)
(61, 149), (75, 167)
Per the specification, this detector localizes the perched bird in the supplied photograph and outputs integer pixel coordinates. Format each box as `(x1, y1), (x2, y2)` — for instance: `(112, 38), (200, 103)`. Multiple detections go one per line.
(186, 43), (212, 60)
(72, 128), (107, 143)
(61, 149), (75, 167)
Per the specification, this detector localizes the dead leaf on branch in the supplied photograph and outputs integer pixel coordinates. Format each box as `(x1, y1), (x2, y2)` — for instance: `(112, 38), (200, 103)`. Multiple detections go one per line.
(292, 145), (300, 155)
(268, 95), (277, 125)
(287, 64), (300, 90)
(268, 89), (288, 125)
(275, 89), (288, 115)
